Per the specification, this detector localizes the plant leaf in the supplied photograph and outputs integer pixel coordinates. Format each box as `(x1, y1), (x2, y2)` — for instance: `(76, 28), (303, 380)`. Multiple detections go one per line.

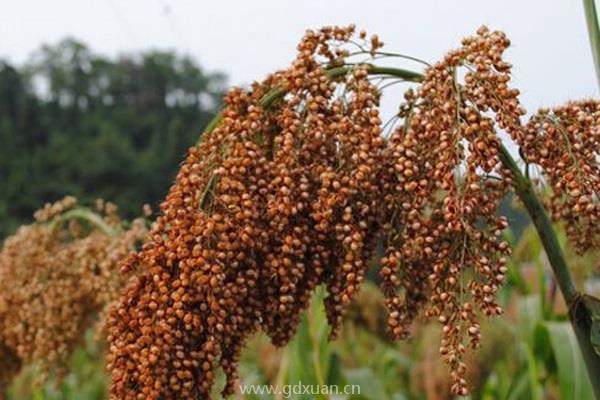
(542, 321), (595, 400)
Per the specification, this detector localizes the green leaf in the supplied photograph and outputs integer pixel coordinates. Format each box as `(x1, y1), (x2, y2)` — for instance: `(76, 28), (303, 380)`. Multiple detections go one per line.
(523, 342), (543, 400)
(584, 0), (600, 89)
(591, 321), (600, 357)
(506, 372), (530, 400)
(583, 294), (600, 356)
(532, 324), (555, 373)
(326, 352), (344, 386)
(343, 368), (387, 400)
(286, 287), (333, 400)
(542, 321), (595, 400)
(517, 295), (543, 344)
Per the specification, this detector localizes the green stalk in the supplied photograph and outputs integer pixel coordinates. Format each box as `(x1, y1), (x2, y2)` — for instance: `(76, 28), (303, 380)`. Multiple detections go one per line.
(200, 65), (600, 396)
(498, 147), (577, 302)
(199, 64), (422, 142)
(499, 145), (600, 399)
(54, 207), (116, 237)
(584, 0), (600, 89)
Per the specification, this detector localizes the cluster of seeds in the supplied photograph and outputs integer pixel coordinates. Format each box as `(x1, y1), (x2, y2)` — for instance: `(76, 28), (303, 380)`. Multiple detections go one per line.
(107, 26), (594, 398)
(107, 25), (386, 399)
(519, 100), (600, 253)
(0, 197), (147, 392)
(379, 26), (525, 395)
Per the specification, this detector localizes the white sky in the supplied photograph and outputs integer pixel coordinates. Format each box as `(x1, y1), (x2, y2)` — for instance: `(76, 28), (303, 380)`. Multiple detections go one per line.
(0, 0), (598, 116)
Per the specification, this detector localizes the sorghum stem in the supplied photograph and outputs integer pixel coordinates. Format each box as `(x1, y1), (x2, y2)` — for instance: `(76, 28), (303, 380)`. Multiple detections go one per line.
(498, 146), (577, 301)
(499, 144), (600, 399)
(55, 208), (116, 236)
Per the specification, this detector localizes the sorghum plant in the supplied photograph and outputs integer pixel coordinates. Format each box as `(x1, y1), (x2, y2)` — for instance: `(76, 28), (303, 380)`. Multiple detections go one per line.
(520, 101), (600, 253)
(0, 197), (147, 393)
(105, 25), (600, 399)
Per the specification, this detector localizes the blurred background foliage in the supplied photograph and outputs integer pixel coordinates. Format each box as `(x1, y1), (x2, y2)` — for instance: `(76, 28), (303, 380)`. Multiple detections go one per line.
(0, 38), (226, 237)
(2, 40), (600, 399)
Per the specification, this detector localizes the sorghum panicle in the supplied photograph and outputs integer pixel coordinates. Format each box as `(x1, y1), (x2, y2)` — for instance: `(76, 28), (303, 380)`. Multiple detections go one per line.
(107, 25), (594, 399)
(0, 197), (147, 391)
(520, 100), (600, 253)
(107, 25), (387, 399)
(379, 26), (522, 395)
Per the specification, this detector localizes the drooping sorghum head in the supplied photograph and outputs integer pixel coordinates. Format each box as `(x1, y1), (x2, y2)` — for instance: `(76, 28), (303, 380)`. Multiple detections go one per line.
(520, 100), (600, 253)
(107, 26), (554, 399)
(107, 25), (388, 399)
(379, 26), (523, 395)
(0, 197), (147, 392)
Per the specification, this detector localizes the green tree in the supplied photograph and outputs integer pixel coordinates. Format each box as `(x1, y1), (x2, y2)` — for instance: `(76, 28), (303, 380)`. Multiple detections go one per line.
(0, 39), (226, 236)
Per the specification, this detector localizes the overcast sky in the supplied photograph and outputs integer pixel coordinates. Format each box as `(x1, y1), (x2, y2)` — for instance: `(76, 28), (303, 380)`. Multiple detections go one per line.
(1, 0), (598, 116)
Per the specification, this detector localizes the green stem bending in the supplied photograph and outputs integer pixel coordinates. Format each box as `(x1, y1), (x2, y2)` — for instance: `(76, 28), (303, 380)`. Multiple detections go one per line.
(584, 0), (600, 90)
(499, 145), (600, 399)
(53, 208), (116, 237)
(201, 65), (600, 396)
(199, 64), (423, 142)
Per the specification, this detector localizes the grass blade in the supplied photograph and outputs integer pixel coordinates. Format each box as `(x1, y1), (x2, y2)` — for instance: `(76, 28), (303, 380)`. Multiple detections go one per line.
(583, 0), (600, 89)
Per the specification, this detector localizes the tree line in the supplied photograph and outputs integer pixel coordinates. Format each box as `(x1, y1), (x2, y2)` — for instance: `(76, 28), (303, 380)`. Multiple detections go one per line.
(0, 39), (226, 236)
